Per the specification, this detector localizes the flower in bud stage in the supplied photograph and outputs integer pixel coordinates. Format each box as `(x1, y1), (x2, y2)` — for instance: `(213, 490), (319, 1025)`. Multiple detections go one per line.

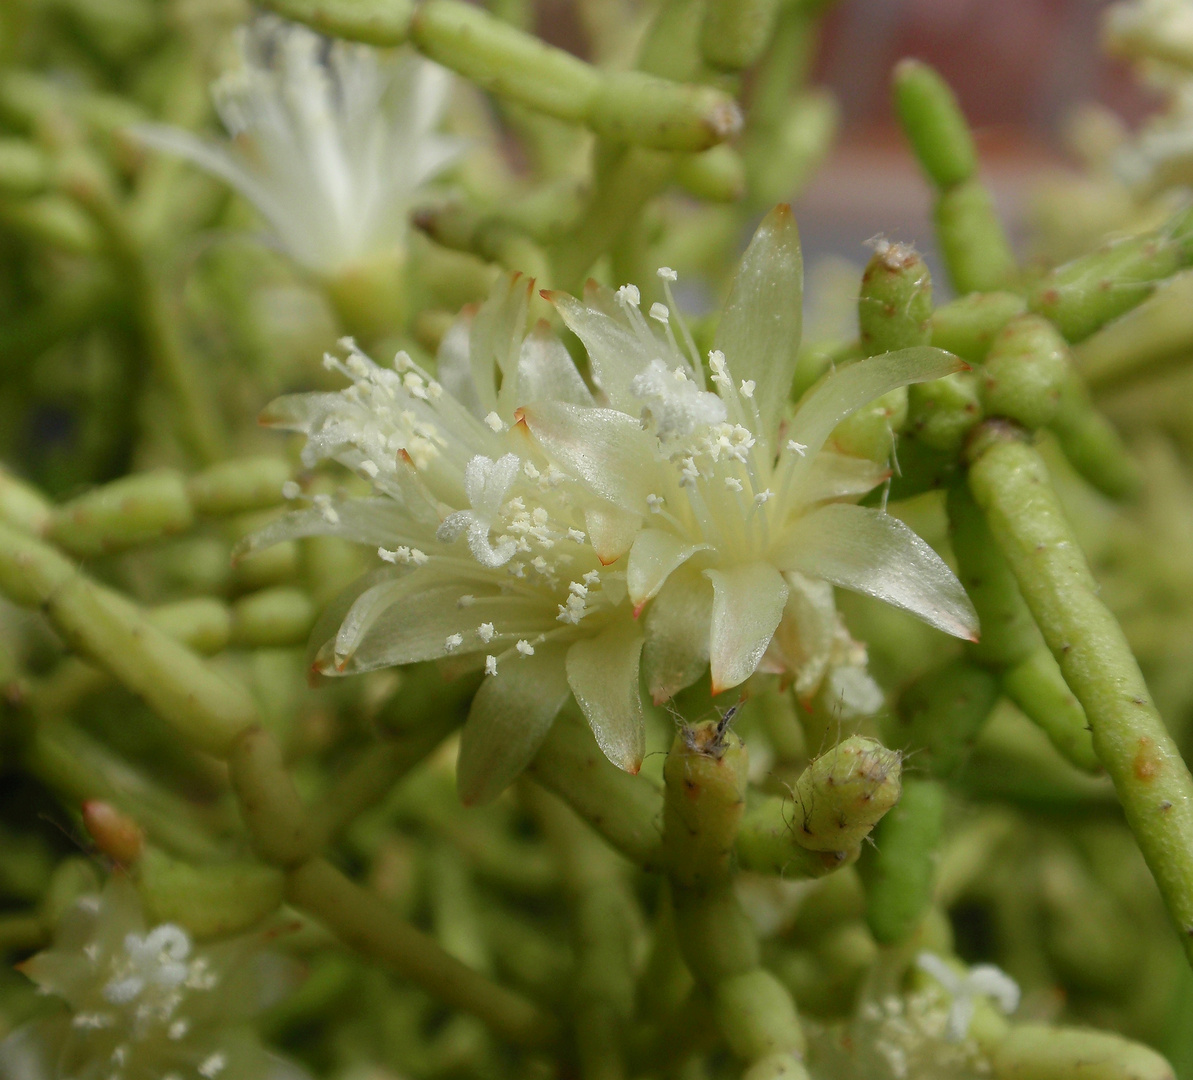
(246, 276), (643, 802)
(0, 875), (304, 1080)
(522, 206), (978, 704)
(133, 16), (462, 277)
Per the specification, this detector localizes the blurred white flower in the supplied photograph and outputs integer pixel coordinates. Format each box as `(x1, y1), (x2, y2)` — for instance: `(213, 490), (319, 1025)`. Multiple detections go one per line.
(134, 16), (462, 275)
(244, 277), (645, 801)
(523, 206), (978, 703)
(916, 952), (1020, 1043)
(0, 876), (303, 1080)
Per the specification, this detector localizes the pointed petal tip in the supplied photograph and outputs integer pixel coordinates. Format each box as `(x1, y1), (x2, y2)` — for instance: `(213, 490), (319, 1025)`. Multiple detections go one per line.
(632, 601), (646, 619)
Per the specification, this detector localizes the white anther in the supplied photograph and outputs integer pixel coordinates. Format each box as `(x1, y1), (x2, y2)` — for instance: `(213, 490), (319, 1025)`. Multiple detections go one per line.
(281, 480), (300, 500)
(616, 284), (640, 307)
(725, 477), (744, 491)
(739, 379), (755, 398)
(485, 411), (505, 432)
(649, 302), (670, 324)
(787, 440), (807, 456)
(444, 633), (463, 652)
(516, 640), (535, 656)
(485, 655), (498, 676)
(646, 493), (665, 513)
(657, 266), (678, 282)
(477, 623), (495, 643)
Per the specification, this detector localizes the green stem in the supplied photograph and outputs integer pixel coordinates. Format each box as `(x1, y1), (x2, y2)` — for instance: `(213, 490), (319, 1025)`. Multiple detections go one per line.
(286, 857), (559, 1050)
(967, 425), (1193, 965)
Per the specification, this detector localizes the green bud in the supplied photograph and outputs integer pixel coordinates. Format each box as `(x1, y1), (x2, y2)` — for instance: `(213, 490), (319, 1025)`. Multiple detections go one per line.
(744, 91), (838, 208)
(860, 776), (945, 945)
(906, 372), (982, 453)
(231, 587), (317, 648)
(715, 969), (805, 1061)
(138, 849), (284, 938)
(674, 145), (747, 203)
(893, 59), (977, 189)
(789, 736), (902, 852)
(663, 720), (748, 888)
(858, 241), (932, 355)
(0, 195), (102, 254)
(47, 470), (194, 558)
(991, 1025), (1176, 1080)
(934, 179), (1018, 294)
(700, 0), (781, 72)
(589, 71), (743, 152)
(188, 457), (291, 517)
(930, 290), (1025, 363)
(890, 658), (1000, 777)
(1028, 205), (1193, 343)
(828, 387), (907, 463)
(981, 313), (1070, 429)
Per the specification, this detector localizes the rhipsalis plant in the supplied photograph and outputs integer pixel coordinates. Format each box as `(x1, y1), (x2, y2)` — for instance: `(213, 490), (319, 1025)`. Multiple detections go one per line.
(1, 1), (1193, 1079)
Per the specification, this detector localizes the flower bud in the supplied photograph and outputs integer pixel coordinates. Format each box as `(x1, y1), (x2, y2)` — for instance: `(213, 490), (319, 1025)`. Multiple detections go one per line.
(82, 801), (144, 865)
(858, 241), (932, 356)
(790, 736), (901, 852)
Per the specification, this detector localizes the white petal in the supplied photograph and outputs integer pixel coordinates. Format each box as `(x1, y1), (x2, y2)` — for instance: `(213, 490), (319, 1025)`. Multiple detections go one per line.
(784, 347), (965, 484)
(772, 504), (979, 641)
(235, 499), (414, 558)
(436, 308), (485, 419)
(800, 451), (890, 505)
(471, 274), (532, 417)
(627, 528), (707, 607)
(456, 644), (570, 804)
(714, 204), (803, 450)
(566, 614), (646, 772)
(521, 402), (660, 512)
(768, 571), (838, 698)
(549, 292), (651, 410)
(584, 503), (643, 565)
(916, 951), (963, 993)
(968, 965), (1021, 1014)
(642, 563), (713, 703)
(517, 320), (594, 407)
(704, 563), (790, 694)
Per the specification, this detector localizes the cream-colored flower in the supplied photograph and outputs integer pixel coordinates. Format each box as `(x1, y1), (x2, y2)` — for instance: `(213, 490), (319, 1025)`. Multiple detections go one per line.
(0, 876), (302, 1080)
(246, 277), (646, 801)
(522, 206), (978, 704)
(134, 16), (462, 275)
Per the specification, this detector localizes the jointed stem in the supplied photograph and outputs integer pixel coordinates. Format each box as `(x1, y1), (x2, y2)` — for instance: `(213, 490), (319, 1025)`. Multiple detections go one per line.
(968, 425), (1193, 965)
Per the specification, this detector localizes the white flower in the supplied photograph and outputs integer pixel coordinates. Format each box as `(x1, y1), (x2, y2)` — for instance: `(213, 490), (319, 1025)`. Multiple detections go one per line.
(523, 206), (978, 702)
(243, 276), (644, 802)
(915, 952), (1020, 1043)
(0, 876), (303, 1080)
(133, 16), (462, 275)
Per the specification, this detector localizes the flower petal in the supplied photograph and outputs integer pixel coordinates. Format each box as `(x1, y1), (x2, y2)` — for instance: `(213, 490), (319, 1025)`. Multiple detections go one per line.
(642, 563), (713, 703)
(705, 562), (790, 694)
(714, 204), (803, 450)
(549, 292), (648, 410)
(585, 503), (642, 565)
(786, 346), (965, 476)
(471, 274), (531, 417)
(517, 320), (594, 407)
(772, 503), (979, 640)
(800, 451), (890, 505)
(235, 499), (417, 560)
(627, 528), (707, 607)
(521, 401), (660, 512)
(566, 613), (646, 772)
(456, 644), (571, 805)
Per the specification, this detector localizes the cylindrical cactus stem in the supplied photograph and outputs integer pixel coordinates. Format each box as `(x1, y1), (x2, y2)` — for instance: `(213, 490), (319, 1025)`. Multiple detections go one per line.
(736, 796), (860, 878)
(1027, 204), (1193, 344)
(930, 290), (1026, 363)
(889, 658), (1000, 778)
(1003, 649), (1100, 774)
(700, 0), (781, 71)
(859, 775), (945, 945)
(186, 456), (292, 516)
(967, 423), (1193, 966)
(893, 59), (1017, 294)
(45, 470), (194, 557)
(906, 372), (983, 454)
(788, 735), (903, 852)
(1048, 371), (1140, 499)
(980, 314), (1070, 431)
(229, 726), (318, 867)
(989, 1025), (1176, 1080)
(933, 179), (1018, 295)
(948, 483), (1100, 772)
(662, 719), (748, 889)
(892, 59), (977, 189)
(858, 240), (932, 356)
